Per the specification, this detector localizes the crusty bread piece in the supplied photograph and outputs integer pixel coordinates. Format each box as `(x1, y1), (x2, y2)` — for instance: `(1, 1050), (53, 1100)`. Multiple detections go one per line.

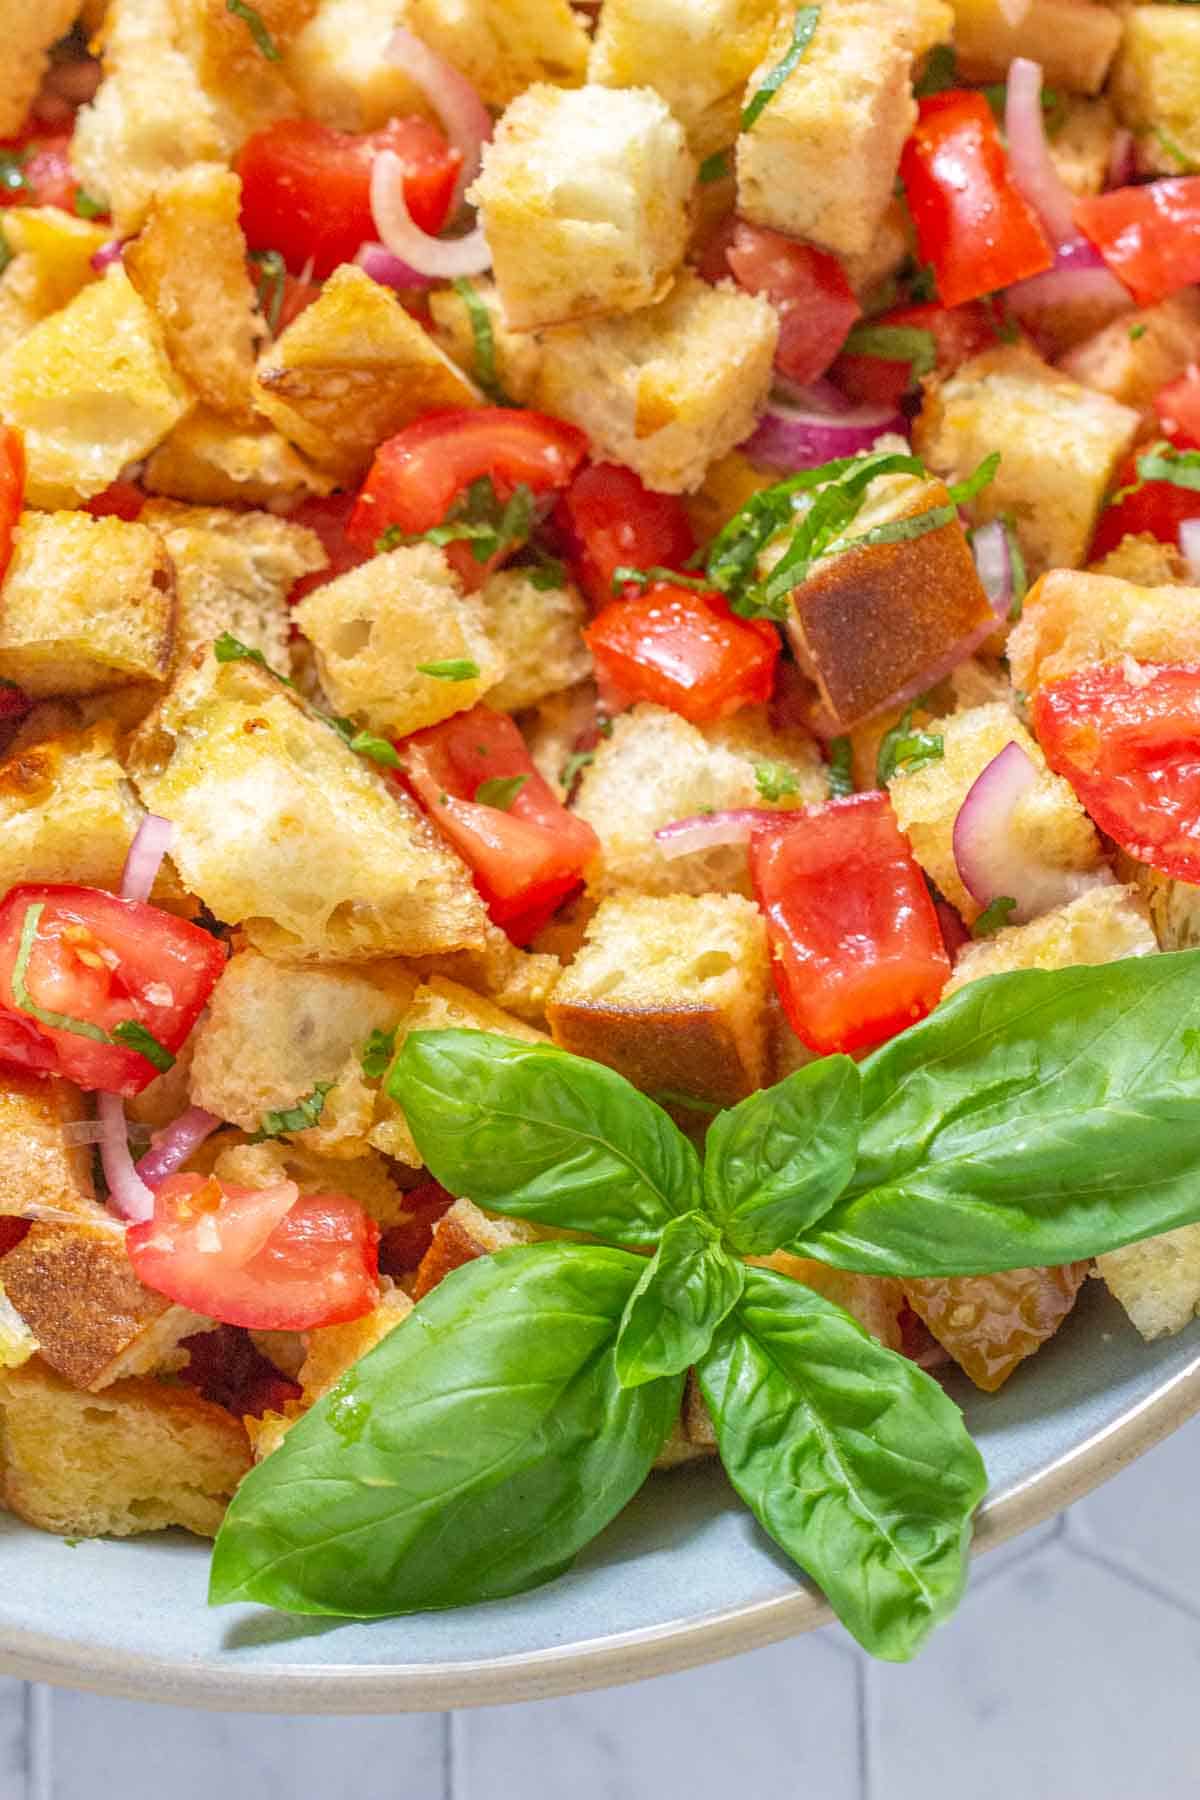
(1110, 3), (1200, 177)
(682, 449), (780, 546)
(1008, 569), (1200, 693)
(0, 207), (110, 357)
(0, 0), (80, 136)
(1059, 291), (1200, 415)
(548, 892), (771, 1111)
(205, 1138), (411, 1229)
(247, 1286), (414, 1461)
(0, 1357), (250, 1538)
(0, 1071), (94, 1223)
(401, 925), (564, 1023)
(944, 886), (1157, 997)
(949, 0), (1120, 94)
(1097, 1229), (1200, 1343)
(1089, 534), (1189, 589)
(1119, 857), (1200, 955)
(403, 0), (590, 109)
(410, 1197), (542, 1301)
(143, 408), (336, 509)
(428, 277), (545, 406)
(521, 679), (600, 802)
(1048, 95), (1117, 199)
(477, 568), (592, 714)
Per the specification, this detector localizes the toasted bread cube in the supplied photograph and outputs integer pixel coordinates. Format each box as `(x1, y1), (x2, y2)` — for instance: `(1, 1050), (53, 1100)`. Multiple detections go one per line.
(888, 702), (1106, 924)
(548, 893), (771, 1110)
(252, 265), (482, 483)
(470, 84), (694, 331)
(0, 1070), (93, 1222)
(293, 544), (503, 737)
(411, 1196), (542, 1302)
(428, 277), (544, 405)
(143, 408), (336, 508)
(1058, 291), (1200, 414)
(1008, 569), (1200, 692)
(124, 164), (262, 425)
(0, 268), (192, 509)
(129, 650), (489, 962)
(522, 679), (600, 802)
(477, 567), (591, 713)
(1090, 533), (1189, 588)
(914, 346), (1140, 576)
(785, 474), (995, 733)
(141, 500), (325, 671)
(1048, 95), (1118, 199)
(283, 0), (430, 129)
(0, 207), (109, 356)
(208, 1138), (410, 1228)
(1119, 856), (1200, 955)
(949, 0), (1121, 94)
(1111, 4), (1200, 178)
(840, 197), (913, 303)
(587, 0), (777, 160)
(944, 885), (1156, 998)
(0, 1357), (250, 1538)
(903, 1264), (1088, 1392)
(0, 0), (79, 137)
(1097, 1228), (1200, 1342)
(575, 702), (828, 898)
(298, 1286), (413, 1404)
(0, 510), (175, 697)
(400, 0), (589, 111)
(401, 928), (563, 1026)
(533, 272), (778, 494)
(735, 0), (930, 261)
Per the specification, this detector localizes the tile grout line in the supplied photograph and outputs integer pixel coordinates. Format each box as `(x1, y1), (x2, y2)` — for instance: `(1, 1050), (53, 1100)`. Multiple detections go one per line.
(23, 1685), (51, 1800)
(446, 1711), (467, 1800)
(854, 1654), (875, 1800)
(1061, 1530), (1200, 1631)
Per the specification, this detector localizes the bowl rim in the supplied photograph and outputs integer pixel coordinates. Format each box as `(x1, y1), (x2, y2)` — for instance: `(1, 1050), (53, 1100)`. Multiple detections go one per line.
(3, 1338), (1199, 1713)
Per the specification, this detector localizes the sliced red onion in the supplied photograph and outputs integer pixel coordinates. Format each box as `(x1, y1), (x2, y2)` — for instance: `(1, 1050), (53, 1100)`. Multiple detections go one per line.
(384, 25), (492, 214)
(371, 150), (491, 281)
(1006, 237), (1133, 328)
(655, 808), (770, 860)
(744, 390), (904, 471)
(1107, 128), (1136, 192)
(972, 520), (1013, 619)
(1181, 519), (1200, 584)
(90, 237), (127, 273)
(98, 1091), (155, 1224)
(354, 240), (439, 292)
(953, 740), (1114, 923)
(120, 813), (173, 904)
(1005, 59), (1077, 246)
(135, 1106), (222, 1189)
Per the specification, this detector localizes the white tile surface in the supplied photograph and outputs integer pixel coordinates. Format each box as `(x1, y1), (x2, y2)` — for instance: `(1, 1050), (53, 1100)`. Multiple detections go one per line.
(1070, 1414), (1200, 1617)
(0, 1681), (27, 1800)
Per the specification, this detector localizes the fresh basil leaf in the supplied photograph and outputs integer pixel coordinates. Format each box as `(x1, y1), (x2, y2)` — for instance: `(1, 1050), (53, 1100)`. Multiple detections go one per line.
(73, 189), (106, 220)
(699, 150), (730, 183)
(560, 748), (594, 790)
(826, 736), (855, 797)
(841, 323), (937, 383)
(254, 1080), (333, 1140)
(876, 697), (943, 785)
(971, 896), (1016, 939)
(474, 774), (527, 810)
(248, 248), (287, 333)
(11, 903), (112, 1045)
(210, 1243), (682, 1616)
(949, 452), (1001, 505)
(110, 1020), (175, 1073)
(742, 5), (821, 130)
(793, 951), (1200, 1275)
(614, 1212), (745, 1389)
(527, 553), (567, 591)
(698, 1268), (986, 1661)
(611, 565), (711, 596)
(754, 760), (802, 802)
(914, 42), (957, 98)
(703, 1057), (861, 1255)
(843, 502), (956, 553)
(1137, 442), (1200, 494)
(390, 1030), (701, 1243)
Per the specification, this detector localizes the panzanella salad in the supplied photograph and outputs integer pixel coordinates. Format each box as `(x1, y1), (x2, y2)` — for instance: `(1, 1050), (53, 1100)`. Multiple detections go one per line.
(4, 0), (1200, 1661)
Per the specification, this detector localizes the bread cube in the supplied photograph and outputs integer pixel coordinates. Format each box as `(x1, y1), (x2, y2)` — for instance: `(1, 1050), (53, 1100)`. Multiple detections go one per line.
(548, 892), (771, 1110)
(735, 0), (922, 260)
(1008, 569), (1200, 692)
(574, 702), (828, 898)
(283, 0), (430, 129)
(1058, 291), (1200, 414)
(943, 885), (1157, 997)
(840, 197), (913, 303)
(682, 449), (780, 545)
(0, 1070), (93, 1223)
(1119, 856), (1200, 955)
(411, 1197), (542, 1301)
(129, 649), (490, 962)
(786, 473), (996, 733)
(477, 567), (591, 713)
(141, 501), (326, 671)
(1048, 96), (1118, 199)
(521, 679), (600, 802)
(124, 164), (262, 425)
(1111, 4), (1200, 178)
(253, 265), (482, 482)
(208, 1138), (410, 1229)
(143, 408), (336, 509)
(402, 925), (563, 1025)
(533, 271), (778, 493)
(914, 346), (1140, 575)
(428, 277), (544, 406)
(0, 510), (175, 697)
(1098, 1227), (1200, 1342)
(1090, 534), (1189, 588)
(293, 544), (503, 738)
(0, 268), (193, 509)
(950, 0), (1121, 94)
(0, 207), (109, 356)
(888, 702), (1106, 924)
(0, 0), (79, 137)
(471, 84), (694, 331)
(0, 1357), (250, 1537)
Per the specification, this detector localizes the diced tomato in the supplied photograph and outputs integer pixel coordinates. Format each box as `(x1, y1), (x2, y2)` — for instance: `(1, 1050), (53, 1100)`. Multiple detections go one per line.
(127, 1173), (380, 1331)
(0, 1218), (29, 1257)
(0, 424), (23, 587)
(1090, 447), (1200, 559)
(1074, 180), (1200, 309)
(84, 479), (145, 522)
(553, 462), (695, 608)
(904, 1265), (1087, 1393)
(750, 793), (951, 1056)
(724, 222), (861, 387)
(1034, 662), (1200, 884)
(378, 1179), (456, 1278)
(899, 92), (1054, 308)
(178, 1324), (303, 1418)
(1156, 367), (1200, 451)
(0, 133), (83, 214)
(832, 300), (998, 409)
(236, 116), (460, 280)
(585, 585), (779, 725)
(284, 491), (367, 603)
(348, 407), (588, 589)
(399, 705), (599, 943)
(0, 885), (227, 1095)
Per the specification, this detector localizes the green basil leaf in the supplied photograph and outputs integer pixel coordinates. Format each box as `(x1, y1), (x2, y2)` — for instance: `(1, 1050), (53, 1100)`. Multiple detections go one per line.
(451, 276), (510, 404)
(703, 1057), (861, 1254)
(614, 1212), (745, 1389)
(225, 0), (281, 59)
(699, 150), (731, 183)
(389, 1030), (701, 1243)
(698, 1268), (986, 1660)
(110, 1020), (175, 1073)
(416, 658), (481, 681)
(753, 759), (802, 802)
(212, 631), (295, 688)
(971, 896), (1016, 939)
(254, 1080), (333, 1141)
(793, 951), (1200, 1276)
(826, 736), (855, 797)
(611, 565), (711, 596)
(210, 1243), (681, 1615)
(360, 1028), (397, 1080)
(840, 323), (937, 382)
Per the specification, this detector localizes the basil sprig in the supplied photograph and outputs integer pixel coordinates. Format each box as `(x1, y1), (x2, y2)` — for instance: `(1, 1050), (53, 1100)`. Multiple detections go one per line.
(213, 953), (1200, 1659)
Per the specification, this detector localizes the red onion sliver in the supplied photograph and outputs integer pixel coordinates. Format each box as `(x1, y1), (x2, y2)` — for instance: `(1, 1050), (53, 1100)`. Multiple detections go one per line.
(1180, 519), (1200, 584)
(745, 391), (905, 471)
(1005, 59), (1078, 246)
(972, 520), (1013, 618)
(98, 1091), (156, 1224)
(120, 814), (173, 904)
(90, 237), (125, 273)
(655, 808), (769, 860)
(354, 240), (439, 292)
(1107, 128), (1136, 192)
(371, 150), (491, 280)
(135, 1106), (222, 1190)
(384, 25), (492, 214)
(1006, 236), (1133, 325)
(953, 740), (1115, 923)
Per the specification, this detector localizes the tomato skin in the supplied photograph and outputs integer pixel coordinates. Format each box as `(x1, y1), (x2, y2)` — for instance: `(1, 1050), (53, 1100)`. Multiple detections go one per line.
(900, 93), (1054, 308)
(585, 585), (779, 725)
(399, 705), (599, 943)
(1034, 663), (1200, 883)
(127, 1174), (381, 1332)
(236, 116), (460, 279)
(178, 1323), (303, 1418)
(0, 885), (227, 1095)
(1074, 180), (1200, 309)
(1090, 447), (1200, 558)
(0, 133), (84, 214)
(750, 793), (951, 1056)
(832, 300), (998, 409)
(284, 491), (367, 603)
(553, 463), (695, 608)
(1156, 368), (1200, 450)
(0, 424), (23, 587)
(379, 1178), (456, 1277)
(84, 479), (145, 522)
(723, 222), (861, 387)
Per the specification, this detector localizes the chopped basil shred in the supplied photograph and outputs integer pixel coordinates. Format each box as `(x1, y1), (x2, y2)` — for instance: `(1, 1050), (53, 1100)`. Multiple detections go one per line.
(361, 1028), (398, 1080)
(848, 502), (957, 552)
(914, 42), (956, 98)
(327, 717), (402, 767)
(1129, 323), (1148, 342)
(73, 189), (106, 220)
(1151, 124), (1197, 173)
(110, 1020), (176, 1073)
(826, 736), (855, 797)
(560, 749), (595, 790)
(249, 248), (288, 333)
(225, 0), (280, 60)
(475, 774), (528, 810)
(972, 897), (1018, 938)
(948, 452), (1001, 505)
(754, 760), (802, 802)
(1138, 442), (1200, 494)
(213, 631), (295, 688)
(255, 1081), (334, 1140)
(698, 151), (730, 184)
(841, 323), (938, 383)
(452, 276), (510, 404)
(611, 565), (711, 596)
(526, 553), (567, 591)
(383, 477), (535, 565)
(876, 697), (944, 785)
(741, 5), (821, 130)
(417, 659), (481, 681)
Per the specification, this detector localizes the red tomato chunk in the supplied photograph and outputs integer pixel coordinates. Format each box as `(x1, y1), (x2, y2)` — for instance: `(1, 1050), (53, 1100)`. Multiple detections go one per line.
(586, 585), (779, 725)
(0, 423), (23, 586)
(724, 222), (861, 387)
(1075, 180), (1200, 309)
(554, 462), (695, 609)
(750, 793), (951, 1056)
(0, 132), (86, 214)
(833, 301), (997, 409)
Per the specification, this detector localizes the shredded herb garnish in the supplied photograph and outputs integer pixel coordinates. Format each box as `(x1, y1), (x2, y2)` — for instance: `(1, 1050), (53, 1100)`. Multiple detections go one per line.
(417, 659), (481, 681)
(914, 43), (957, 98)
(110, 1020), (176, 1073)
(841, 323), (938, 383)
(527, 553), (567, 591)
(382, 478), (535, 565)
(452, 276), (510, 404)
(213, 631), (296, 688)
(361, 1029), (398, 1080)
(560, 749), (595, 791)
(1151, 124), (1197, 173)
(73, 189), (106, 220)
(0, 229), (12, 279)
(754, 761), (802, 802)
(1129, 322), (1149, 342)
(256, 1081), (334, 1140)
(249, 248), (288, 334)
(327, 717), (402, 767)
(876, 698), (944, 786)
(226, 0), (281, 60)
(949, 452), (1001, 505)
(741, 5), (821, 131)
(699, 151), (731, 184)
(826, 737), (855, 798)
(972, 896), (1018, 939)
(475, 775), (528, 810)
(611, 565), (711, 596)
